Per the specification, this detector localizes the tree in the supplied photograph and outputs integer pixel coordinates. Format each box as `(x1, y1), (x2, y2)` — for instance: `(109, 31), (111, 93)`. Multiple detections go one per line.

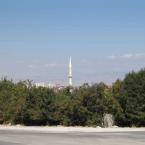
(118, 69), (145, 126)
(112, 79), (123, 98)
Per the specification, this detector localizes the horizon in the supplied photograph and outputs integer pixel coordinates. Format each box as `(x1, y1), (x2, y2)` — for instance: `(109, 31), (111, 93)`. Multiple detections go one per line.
(1, 67), (145, 87)
(0, 0), (145, 85)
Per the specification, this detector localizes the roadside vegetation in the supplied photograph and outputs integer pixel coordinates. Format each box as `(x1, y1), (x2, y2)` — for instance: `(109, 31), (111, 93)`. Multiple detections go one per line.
(0, 69), (145, 127)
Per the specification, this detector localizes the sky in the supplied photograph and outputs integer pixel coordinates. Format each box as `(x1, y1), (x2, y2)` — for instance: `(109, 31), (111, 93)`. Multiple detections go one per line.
(0, 0), (145, 85)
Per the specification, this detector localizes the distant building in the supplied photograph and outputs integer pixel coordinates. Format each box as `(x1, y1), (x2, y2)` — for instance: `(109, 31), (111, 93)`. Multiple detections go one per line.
(34, 82), (65, 90)
(35, 82), (55, 88)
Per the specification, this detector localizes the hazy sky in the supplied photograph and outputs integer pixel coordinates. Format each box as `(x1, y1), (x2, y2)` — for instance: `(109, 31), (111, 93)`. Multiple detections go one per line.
(0, 0), (145, 85)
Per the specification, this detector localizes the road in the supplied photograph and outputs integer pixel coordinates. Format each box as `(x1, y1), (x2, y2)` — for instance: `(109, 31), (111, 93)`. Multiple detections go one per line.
(0, 130), (145, 145)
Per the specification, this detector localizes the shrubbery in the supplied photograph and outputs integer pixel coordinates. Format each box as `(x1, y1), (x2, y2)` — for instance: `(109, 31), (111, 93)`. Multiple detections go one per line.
(0, 69), (145, 127)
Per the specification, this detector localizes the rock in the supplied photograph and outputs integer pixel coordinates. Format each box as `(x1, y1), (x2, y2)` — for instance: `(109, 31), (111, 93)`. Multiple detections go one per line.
(103, 114), (114, 128)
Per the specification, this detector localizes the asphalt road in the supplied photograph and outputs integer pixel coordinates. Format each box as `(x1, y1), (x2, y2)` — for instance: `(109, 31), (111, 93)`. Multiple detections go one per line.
(0, 130), (145, 145)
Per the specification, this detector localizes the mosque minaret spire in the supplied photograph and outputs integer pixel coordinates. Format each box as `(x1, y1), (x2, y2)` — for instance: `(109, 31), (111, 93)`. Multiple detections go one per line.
(68, 56), (72, 86)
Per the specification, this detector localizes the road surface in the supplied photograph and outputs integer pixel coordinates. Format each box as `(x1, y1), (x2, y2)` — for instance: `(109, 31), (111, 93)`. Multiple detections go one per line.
(0, 130), (145, 145)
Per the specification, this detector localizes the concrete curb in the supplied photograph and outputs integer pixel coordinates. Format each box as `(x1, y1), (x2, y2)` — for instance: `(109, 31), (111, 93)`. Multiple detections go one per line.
(0, 126), (145, 133)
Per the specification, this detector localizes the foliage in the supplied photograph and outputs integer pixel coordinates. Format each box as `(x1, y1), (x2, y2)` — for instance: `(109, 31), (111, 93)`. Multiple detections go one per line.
(117, 69), (145, 127)
(0, 69), (145, 127)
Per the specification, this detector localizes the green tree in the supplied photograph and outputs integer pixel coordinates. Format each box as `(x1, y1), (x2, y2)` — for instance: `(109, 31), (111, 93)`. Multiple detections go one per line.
(118, 69), (145, 126)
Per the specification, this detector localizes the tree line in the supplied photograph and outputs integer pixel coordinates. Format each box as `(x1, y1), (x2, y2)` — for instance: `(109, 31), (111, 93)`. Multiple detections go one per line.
(0, 68), (145, 127)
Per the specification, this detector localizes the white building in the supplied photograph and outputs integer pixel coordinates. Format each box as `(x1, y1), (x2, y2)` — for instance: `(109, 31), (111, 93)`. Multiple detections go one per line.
(35, 82), (56, 88)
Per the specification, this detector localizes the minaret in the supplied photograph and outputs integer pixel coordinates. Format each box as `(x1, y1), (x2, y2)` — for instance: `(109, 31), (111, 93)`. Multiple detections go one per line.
(69, 56), (72, 86)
